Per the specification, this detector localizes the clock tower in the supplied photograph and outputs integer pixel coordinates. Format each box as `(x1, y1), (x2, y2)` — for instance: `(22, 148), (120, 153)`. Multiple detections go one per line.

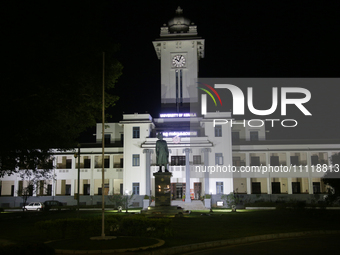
(153, 7), (205, 112)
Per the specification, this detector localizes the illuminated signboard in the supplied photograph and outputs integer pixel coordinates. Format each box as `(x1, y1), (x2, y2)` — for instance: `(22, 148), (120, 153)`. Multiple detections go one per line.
(159, 113), (196, 118)
(162, 131), (197, 137)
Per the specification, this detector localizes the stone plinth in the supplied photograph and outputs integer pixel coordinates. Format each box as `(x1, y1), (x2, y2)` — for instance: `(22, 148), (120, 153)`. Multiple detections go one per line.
(153, 172), (172, 206)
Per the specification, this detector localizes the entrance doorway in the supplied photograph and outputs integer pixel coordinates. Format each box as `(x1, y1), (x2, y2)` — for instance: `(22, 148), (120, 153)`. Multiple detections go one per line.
(171, 183), (186, 199)
(194, 182), (201, 199)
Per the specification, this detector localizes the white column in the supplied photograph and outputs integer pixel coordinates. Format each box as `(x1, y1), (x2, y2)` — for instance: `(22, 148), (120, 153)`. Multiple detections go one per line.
(288, 177), (293, 194)
(183, 148), (192, 203)
(90, 169), (94, 196)
(201, 148), (211, 195)
(14, 174), (18, 197)
(267, 178), (271, 194)
(246, 178), (251, 194)
(71, 179), (75, 196)
(286, 152), (291, 195)
(246, 152), (251, 194)
(109, 179), (114, 195)
(266, 152), (271, 194)
(307, 151), (313, 194)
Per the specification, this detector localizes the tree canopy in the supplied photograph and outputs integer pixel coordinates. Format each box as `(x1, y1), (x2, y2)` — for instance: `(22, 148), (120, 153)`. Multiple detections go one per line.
(1, 2), (123, 176)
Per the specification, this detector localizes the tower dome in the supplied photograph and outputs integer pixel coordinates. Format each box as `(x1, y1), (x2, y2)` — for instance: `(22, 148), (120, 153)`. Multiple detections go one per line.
(168, 7), (190, 33)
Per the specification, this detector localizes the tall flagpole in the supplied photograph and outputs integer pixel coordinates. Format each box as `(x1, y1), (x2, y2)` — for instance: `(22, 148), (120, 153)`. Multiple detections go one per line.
(101, 52), (105, 238)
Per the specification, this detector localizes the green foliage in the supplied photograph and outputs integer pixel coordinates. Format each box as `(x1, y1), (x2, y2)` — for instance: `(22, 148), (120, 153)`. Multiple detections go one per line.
(0, 242), (55, 255)
(221, 192), (240, 207)
(108, 193), (134, 210)
(36, 215), (173, 240)
(119, 216), (173, 238)
(322, 153), (340, 204)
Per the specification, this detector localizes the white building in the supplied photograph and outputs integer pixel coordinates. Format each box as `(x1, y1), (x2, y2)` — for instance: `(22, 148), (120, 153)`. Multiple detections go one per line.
(0, 7), (339, 208)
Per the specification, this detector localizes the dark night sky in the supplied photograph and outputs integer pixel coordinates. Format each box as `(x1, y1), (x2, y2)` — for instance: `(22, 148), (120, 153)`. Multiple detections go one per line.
(3, 1), (340, 141)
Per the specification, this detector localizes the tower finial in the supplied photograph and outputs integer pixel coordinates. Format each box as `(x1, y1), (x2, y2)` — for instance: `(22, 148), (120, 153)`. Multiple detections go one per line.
(176, 6), (183, 15)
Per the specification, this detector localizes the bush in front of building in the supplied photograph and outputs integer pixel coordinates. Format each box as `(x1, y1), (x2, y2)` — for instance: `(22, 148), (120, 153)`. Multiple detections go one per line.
(119, 216), (173, 238)
(0, 242), (55, 255)
(36, 218), (89, 240)
(36, 215), (172, 240)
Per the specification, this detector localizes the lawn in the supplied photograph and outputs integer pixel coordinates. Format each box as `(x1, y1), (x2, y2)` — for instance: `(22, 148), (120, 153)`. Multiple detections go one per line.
(1, 208), (340, 252)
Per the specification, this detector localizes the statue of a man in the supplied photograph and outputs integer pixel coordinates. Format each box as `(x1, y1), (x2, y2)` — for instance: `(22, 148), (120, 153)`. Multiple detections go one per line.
(156, 133), (169, 172)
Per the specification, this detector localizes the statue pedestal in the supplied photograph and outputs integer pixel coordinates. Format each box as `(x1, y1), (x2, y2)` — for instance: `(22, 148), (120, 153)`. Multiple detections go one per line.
(141, 172), (183, 215)
(153, 172), (172, 206)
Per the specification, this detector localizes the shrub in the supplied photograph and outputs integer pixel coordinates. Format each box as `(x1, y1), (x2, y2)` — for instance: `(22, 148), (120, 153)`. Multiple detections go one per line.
(119, 216), (173, 238)
(36, 215), (173, 240)
(0, 242), (55, 255)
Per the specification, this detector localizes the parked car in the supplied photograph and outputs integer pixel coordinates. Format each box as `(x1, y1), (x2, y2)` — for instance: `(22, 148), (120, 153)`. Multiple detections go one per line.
(22, 202), (44, 211)
(43, 200), (63, 211)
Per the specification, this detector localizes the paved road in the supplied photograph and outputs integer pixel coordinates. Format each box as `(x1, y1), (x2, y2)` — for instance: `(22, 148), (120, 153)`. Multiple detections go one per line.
(183, 234), (339, 255)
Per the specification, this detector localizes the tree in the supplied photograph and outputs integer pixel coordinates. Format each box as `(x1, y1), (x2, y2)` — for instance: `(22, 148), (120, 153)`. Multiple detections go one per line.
(1, 2), (123, 177)
(221, 192), (240, 212)
(322, 153), (340, 204)
(108, 192), (134, 212)
(18, 169), (54, 209)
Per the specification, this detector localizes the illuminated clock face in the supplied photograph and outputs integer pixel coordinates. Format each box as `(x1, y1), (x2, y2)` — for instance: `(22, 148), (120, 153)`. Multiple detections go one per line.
(172, 55), (186, 68)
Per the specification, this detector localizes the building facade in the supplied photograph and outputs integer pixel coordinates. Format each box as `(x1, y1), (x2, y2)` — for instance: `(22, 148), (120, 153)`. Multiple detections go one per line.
(0, 7), (339, 208)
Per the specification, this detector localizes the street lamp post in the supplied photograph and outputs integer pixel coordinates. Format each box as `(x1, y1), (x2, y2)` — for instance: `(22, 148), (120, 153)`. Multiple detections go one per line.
(125, 190), (129, 213)
(101, 52), (105, 238)
(74, 144), (81, 216)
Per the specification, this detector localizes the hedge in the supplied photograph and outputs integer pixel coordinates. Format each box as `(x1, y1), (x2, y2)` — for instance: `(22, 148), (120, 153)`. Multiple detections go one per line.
(36, 215), (172, 240)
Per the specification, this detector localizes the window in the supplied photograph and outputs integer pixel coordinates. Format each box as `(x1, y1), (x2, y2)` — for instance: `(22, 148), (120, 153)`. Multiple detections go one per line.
(76, 156), (91, 169)
(104, 157), (110, 168)
(232, 132), (240, 142)
(193, 155), (201, 165)
(133, 127), (140, 138)
(250, 131), (258, 141)
(84, 157), (91, 168)
(83, 184), (90, 195)
(47, 184), (52, 196)
(65, 184), (71, 195)
(251, 156), (260, 166)
(171, 156), (186, 166)
(292, 182), (301, 194)
(120, 183), (123, 195)
(215, 153), (223, 165)
(215, 125), (222, 137)
(311, 155), (319, 165)
(272, 182), (281, 194)
(233, 156), (241, 166)
(313, 182), (321, 194)
(28, 185), (33, 196)
(332, 154), (340, 165)
(57, 156), (73, 169)
(95, 156), (109, 168)
(252, 182), (261, 194)
(290, 156), (299, 166)
(270, 156), (280, 166)
(216, 182), (223, 194)
(133, 154), (140, 166)
(104, 134), (111, 144)
(66, 159), (72, 169)
(133, 183), (140, 195)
